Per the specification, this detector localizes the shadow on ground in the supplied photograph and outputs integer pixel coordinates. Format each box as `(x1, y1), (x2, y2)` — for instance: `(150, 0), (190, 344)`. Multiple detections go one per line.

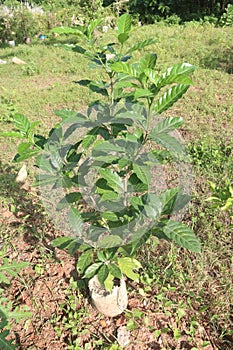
(201, 46), (233, 73)
(0, 159), (56, 248)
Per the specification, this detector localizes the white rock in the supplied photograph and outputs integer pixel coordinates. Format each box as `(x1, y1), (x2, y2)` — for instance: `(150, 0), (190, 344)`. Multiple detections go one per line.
(12, 57), (26, 65)
(15, 164), (27, 183)
(117, 326), (130, 347)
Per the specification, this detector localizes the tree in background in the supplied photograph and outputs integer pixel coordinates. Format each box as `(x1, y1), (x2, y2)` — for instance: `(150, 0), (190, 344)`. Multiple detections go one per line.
(103, 0), (233, 23)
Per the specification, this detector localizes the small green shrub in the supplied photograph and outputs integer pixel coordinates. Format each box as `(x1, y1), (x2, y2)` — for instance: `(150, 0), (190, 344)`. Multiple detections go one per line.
(219, 4), (233, 26)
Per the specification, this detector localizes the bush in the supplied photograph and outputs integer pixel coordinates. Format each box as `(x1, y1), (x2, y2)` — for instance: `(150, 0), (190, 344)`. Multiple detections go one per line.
(0, 1), (113, 44)
(0, 4), (48, 43)
(219, 4), (233, 26)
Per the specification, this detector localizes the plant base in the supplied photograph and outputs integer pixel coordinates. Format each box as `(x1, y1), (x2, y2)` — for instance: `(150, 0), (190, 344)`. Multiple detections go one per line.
(88, 275), (128, 317)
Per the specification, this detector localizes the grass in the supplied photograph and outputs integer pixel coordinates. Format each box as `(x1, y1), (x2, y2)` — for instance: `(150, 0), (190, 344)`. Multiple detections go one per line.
(0, 22), (233, 349)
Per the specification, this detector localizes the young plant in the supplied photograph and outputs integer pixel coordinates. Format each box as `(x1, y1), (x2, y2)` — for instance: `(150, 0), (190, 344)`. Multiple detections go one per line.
(0, 14), (201, 293)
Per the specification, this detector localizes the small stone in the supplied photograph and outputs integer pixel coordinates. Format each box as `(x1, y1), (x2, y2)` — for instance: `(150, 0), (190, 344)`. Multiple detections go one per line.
(0, 59), (7, 64)
(15, 164), (28, 183)
(117, 326), (130, 347)
(12, 56), (26, 65)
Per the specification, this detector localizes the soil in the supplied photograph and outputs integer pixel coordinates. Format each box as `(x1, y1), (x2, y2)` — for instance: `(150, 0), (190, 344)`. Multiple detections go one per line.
(0, 177), (230, 350)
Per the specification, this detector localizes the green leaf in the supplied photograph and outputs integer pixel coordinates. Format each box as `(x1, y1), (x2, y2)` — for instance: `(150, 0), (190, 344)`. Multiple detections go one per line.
(0, 259), (29, 284)
(83, 262), (103, 279)
(111, 62), (139, 78)
(97, 250), (107, 262)
(151, 132), (184, 154)
(104, 273), (114, 292)
(51, 26), (83, 35)
(117, 14), (131, 36)
(98, 168), (124, 193)
(97, 187), (119, 201)
(160, 188), (180, 215)
(87, 18), (103, 38)
(68, 207), (83, 234)
(0, 330), (16, 350)
(133, 163), (151, 185)
(127, 38), (157, 54)
(108, 263), (122, 279)
(117, 257), (141, 282)
(157, 63), (195, 88)
(13, 114), (30, 134)
(144, 68), (158, 85)
(55, 109), (78, 120)
(134, 88), (153, 99)
(0, 131), (24, 138)
(35, 174), (59, 186)
(51, 236), (76, 249)
(98, 235), (123, 248)
(150, 117), (184, 135)
(82, 134), (97, 149)
(154, 84), (190, 114)
(92, 140), (124, 154)
(55, 109), (87, 124)
(102, 211), (119, 222)
(162, 220), (201, 252)
(97, 264), (109, 285)
(57, 192), (82, 210)
(118, 32), (129, 45)
(138, 53), (157, 71)
(77, 249), (93, 274)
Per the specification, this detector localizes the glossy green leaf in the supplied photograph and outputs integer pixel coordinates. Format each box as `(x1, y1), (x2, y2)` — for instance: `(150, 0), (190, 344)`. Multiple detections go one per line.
(51, 236), (76, 249)
(138, 53), (157, 71)
(162, 220), (201, 252)
(0, 259), (29, 285)
(35, 174), (60, 186)
(92, 140), (124, 153)
(117, 13), (131, 36)
(111, 62), (139, 78)
(146, 193), (162, 217)
(0, 131), (24, 138)
(108, 263), (122, 279)
(98, 235), (123, 248)
(97, 264), (109, 285)
(150, 117), (184, 135)
(57, 192), (82, 210)
(160, 188), (180, 215)
(127, 38), (157, 54)
(98, 168), (124, 193)
(68, 207), (83, 234)
(144, 68), (158, 85)
(82, 134), (97, 149)
(117, 257), (141, 282)
(83, 262), (103, 279)
(13, 146), (39, 162)
(157, 63), (195, 88)
(149, 131), (184, 154)
(99, 190), (119, 201)
(0, 331), (16, 350)
(104, 272), (114, 292)
(118, 32), (129, 45)
(51, 26), (83, 35)
(134, 88), (153, 99)
(13, 114), (30, 134)
(154, 84), (190, 114)
(77, 249), (93, 273)
(87, 18), (103, 38)
(102, 211), (119, 222)
(133, 163), (151, 185)
(55, 109), (87, 124)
